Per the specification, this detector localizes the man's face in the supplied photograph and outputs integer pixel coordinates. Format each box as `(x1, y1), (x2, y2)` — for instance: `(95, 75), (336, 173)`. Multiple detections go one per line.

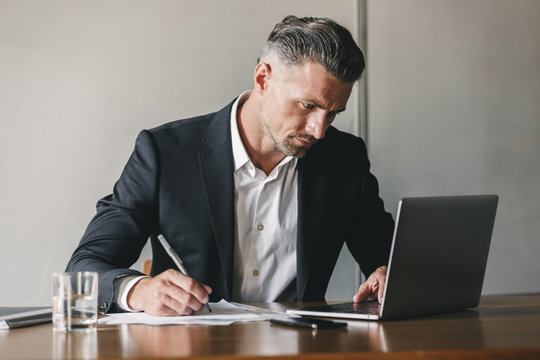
(258, 60), (354, 158)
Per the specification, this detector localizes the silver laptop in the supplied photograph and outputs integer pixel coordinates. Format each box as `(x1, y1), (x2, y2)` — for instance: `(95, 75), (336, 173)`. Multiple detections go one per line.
(287, 195), (499, 321)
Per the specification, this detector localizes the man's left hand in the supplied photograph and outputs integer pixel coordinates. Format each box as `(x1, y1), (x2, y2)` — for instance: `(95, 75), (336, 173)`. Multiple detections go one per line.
(353, 266), (387, 303)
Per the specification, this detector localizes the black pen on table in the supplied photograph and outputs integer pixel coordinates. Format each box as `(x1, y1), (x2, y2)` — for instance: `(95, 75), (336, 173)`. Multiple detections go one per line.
(157, 234), (212, 312)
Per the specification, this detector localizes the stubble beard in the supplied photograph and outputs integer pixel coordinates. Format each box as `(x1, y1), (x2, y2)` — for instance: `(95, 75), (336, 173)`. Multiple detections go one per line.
(259, 112), (316, 158)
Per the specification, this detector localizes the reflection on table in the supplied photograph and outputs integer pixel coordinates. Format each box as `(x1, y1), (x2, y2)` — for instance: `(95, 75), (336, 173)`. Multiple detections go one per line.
(0, 295), (538, 360)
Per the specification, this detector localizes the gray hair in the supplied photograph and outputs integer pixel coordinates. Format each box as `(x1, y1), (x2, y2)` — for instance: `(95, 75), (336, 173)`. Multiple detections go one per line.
(259, 15), (365, 83)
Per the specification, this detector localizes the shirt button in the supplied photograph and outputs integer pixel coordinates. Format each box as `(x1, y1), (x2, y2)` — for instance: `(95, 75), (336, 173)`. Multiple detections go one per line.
(253, 270), (259, 276)
(257, 224), (264, 231)
(247, 163), (254, 170)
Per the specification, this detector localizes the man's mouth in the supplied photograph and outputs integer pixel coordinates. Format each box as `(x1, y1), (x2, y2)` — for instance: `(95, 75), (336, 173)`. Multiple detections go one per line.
(294, 136), (317, 147)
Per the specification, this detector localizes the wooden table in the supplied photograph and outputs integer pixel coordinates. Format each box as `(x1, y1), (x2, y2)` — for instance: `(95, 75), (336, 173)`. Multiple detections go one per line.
(1, 295), (539, 359)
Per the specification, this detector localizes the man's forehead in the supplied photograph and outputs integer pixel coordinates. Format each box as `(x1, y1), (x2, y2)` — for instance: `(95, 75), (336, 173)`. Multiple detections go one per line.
(289, 65), (353, 106)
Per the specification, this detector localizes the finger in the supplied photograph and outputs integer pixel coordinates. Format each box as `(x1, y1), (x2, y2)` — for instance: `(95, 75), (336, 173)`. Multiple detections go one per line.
(146, 295), (195, 316)
(153, 301), (192, 317)
(168, 287), (205, 313)
(145, 273), (201, 314)
(163, 270), (212, 308)
(370, 267), (386, 282)
(353, 266), (387, 303)
(160, 292), (198, 315)
(377, 281), (385, 303)
(353, 282), (373, 303)
(127, 273), (204, 315)
(158, 279), (204, 313)
(132, 278), (195, 316)
(374, 266), (387, 303)
(175, 273), (211, 304)
(133, 270), (213, 315)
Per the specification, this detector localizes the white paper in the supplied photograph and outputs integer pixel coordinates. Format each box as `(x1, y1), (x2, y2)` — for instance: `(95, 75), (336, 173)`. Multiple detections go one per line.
(98, 300), (292, 326)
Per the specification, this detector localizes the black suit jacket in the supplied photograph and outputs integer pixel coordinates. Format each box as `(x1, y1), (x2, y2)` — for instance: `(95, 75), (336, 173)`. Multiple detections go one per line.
(66, 100), (394, 313)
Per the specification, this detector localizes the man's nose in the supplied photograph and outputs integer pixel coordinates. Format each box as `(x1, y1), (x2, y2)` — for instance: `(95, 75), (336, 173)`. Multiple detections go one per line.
(305, 113), (327, 140)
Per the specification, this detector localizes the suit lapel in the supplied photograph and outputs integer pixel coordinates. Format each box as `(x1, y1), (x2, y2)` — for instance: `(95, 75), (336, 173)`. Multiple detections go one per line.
(197, 100), (333, 301)
(198, 102), (236, 300)
(296, 145), (330, 300)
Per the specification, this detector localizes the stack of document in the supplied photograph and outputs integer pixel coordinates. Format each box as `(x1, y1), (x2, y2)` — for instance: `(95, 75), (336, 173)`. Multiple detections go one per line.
(99, 300), (292, 326)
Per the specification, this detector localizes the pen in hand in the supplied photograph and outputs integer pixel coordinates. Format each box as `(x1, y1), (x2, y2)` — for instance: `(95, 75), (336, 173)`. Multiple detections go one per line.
(157, 234), (212, 313)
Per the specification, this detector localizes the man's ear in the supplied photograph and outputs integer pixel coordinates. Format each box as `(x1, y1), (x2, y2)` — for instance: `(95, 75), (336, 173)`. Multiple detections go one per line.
(253, 62), (272, 93)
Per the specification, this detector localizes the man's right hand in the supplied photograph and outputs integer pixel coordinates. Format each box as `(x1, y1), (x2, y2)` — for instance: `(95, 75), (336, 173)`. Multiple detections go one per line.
(127, 269), (212, 316)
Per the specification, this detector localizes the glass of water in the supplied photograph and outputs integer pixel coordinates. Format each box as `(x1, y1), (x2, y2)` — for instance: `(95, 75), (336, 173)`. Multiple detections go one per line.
(52, 272), (98, 332)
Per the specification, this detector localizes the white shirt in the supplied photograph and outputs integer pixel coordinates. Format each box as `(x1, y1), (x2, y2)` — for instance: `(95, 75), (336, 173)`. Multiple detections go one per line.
(230, 91), (298, 302)
(115, 92), (298, 310)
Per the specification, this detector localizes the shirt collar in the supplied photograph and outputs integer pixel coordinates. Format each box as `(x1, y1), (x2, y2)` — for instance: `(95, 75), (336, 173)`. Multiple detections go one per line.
(230, 91), (252, 172)
(230, 91), (297, 174)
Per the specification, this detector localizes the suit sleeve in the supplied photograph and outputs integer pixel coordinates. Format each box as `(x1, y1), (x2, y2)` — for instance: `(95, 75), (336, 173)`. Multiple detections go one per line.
(345, 138), (394, 278)
(65, 130), (159, 313)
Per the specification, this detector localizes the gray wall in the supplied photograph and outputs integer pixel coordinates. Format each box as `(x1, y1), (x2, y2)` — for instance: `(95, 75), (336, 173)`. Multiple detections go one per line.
(1, 0), (538, 307)
(367, 0), (540, 295)
(0, 0), (360, 306)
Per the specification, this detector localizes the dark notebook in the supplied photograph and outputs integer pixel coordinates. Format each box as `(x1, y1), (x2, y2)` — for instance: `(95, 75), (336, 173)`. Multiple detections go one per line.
(0, 307), (52, 329)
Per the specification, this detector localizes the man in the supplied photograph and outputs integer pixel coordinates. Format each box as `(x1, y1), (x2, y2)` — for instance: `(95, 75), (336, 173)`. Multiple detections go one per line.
(66, 15), (394, 315)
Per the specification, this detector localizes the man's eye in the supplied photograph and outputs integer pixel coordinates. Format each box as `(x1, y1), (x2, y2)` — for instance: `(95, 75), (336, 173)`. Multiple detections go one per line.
(302, 102), (315, 109)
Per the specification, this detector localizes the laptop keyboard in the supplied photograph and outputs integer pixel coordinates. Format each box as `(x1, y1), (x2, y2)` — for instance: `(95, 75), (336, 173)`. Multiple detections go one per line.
(341, 301), (381, 314)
